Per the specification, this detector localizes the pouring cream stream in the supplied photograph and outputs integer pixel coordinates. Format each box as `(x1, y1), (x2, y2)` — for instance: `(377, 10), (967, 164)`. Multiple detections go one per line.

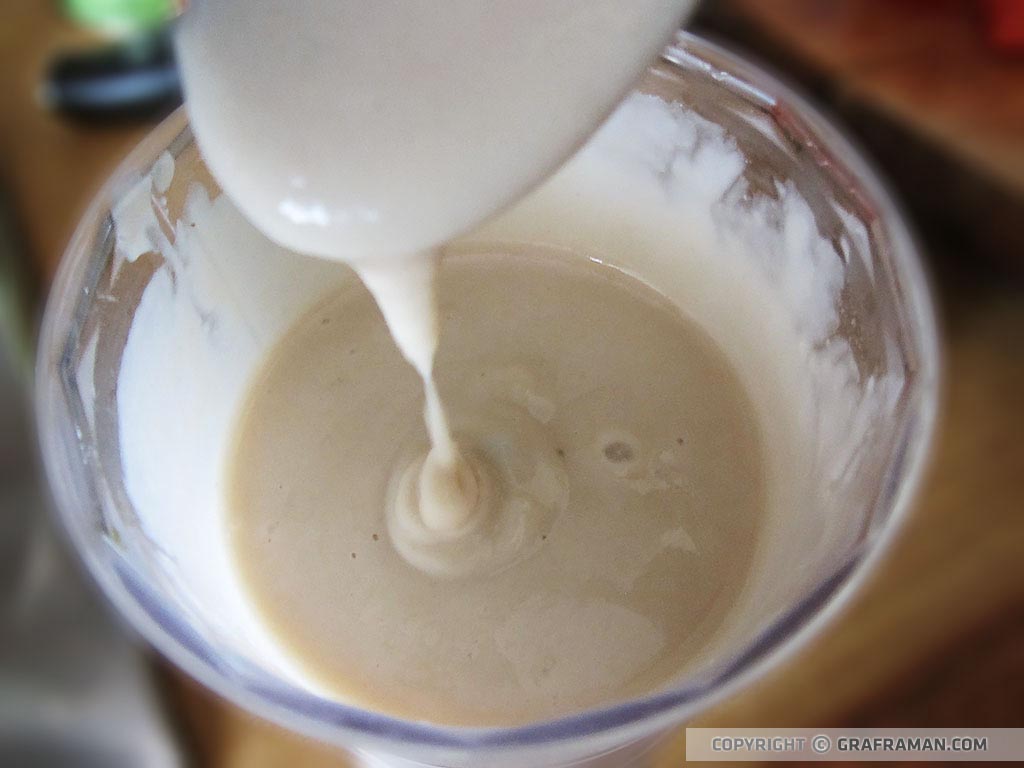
(175, 1), (694, 538)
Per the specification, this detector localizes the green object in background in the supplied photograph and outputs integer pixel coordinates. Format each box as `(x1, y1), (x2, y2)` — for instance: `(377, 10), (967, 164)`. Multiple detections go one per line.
(62, 0), (176, 33)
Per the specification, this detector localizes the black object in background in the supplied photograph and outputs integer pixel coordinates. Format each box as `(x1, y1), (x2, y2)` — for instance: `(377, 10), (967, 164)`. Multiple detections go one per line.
(40, 30), (182, 122)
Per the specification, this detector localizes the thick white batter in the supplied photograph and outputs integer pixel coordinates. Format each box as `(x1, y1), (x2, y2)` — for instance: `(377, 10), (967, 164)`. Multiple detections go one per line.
(144, 0), (890, 733)
(175, 0), (693, 261)
(176, 0), (695, 545)
(228, 247), (765, 724)
(113, 90), (893, 729)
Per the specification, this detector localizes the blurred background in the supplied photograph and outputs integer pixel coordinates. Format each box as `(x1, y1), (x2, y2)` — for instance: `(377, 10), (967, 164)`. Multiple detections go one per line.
(1, 0), (1021, 765)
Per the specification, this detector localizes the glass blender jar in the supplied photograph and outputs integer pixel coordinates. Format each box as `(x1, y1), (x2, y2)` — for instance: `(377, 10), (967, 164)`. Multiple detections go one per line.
(36, 33), (939, 768)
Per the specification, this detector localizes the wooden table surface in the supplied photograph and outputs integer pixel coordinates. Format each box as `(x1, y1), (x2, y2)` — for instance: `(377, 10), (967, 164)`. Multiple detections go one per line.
(3, 2), (1022, 765)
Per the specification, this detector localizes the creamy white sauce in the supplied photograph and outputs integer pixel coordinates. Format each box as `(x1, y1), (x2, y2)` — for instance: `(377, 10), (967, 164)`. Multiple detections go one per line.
(175, 0), (697, 555)
(174, 0), (694, 261)
(111, 91), (902, 699)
